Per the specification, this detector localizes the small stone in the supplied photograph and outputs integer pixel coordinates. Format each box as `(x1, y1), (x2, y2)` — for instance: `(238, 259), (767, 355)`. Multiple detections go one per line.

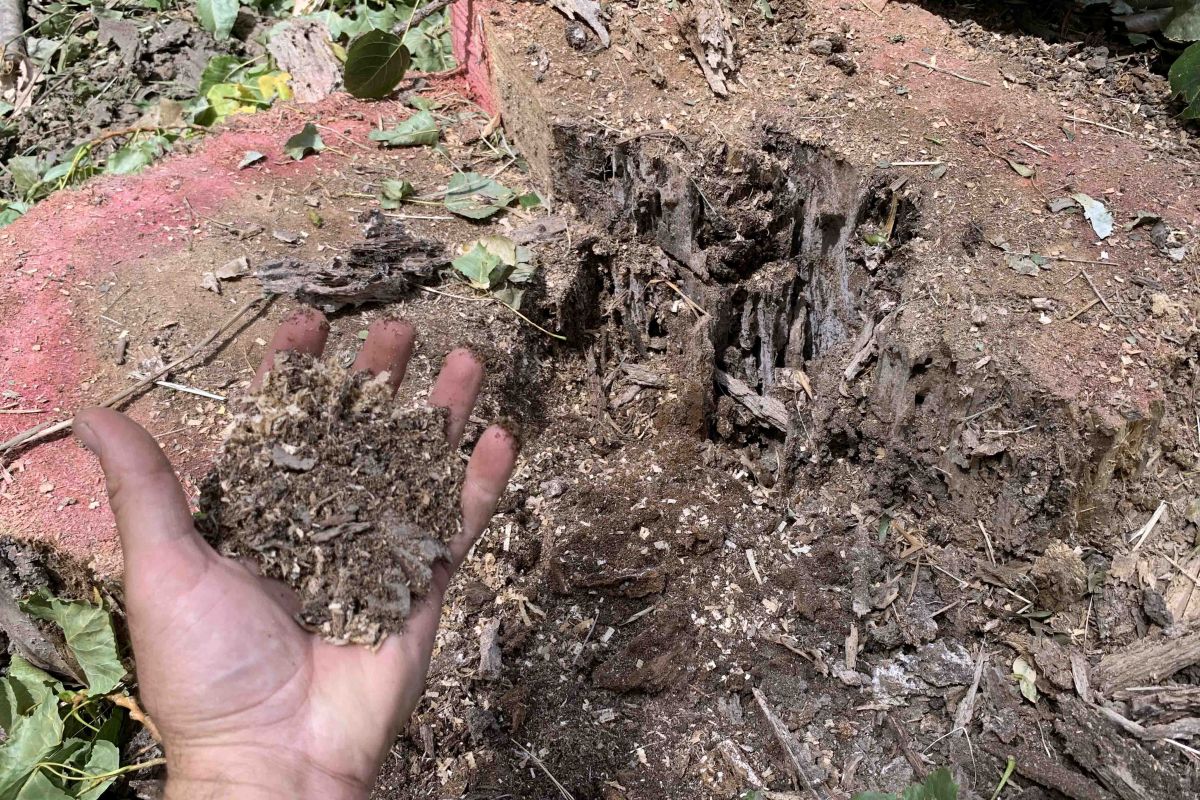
(1085, 55), (1107, 73)
(827, 54), (858, 76)
(565, 22), (589, 50)
(808, 37), (833, 56)
(1142, 587), (1173, 628)
(38, 481), (54, 494)
(200, 272), (221, 294)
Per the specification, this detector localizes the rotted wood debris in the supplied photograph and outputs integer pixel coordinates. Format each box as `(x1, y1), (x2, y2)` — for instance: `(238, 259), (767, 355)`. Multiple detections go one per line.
(257, 228), (445, 311)
(715, 370), (789, 431)
(678, 0), (737, 96)
(549, 0), (609, 47)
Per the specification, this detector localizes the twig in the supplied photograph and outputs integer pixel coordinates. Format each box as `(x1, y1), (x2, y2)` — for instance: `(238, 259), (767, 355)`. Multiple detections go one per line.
(1164, 555), (1200, 588)
(1130, 501), (1167, 551)
(1081, 270), (1116, 318)
(397, 0), (455, 38)
(108, 692), (161, 743)
(751, 688), (827, 800)
(1064, 297), (1101, 323)
(978, 520), (996, 566)
(0, 296), (267, 458)
(1065, 115), (1134, 137)
(152, 381), (226, 402)
(1018, 139), (1051, 156)
(0, 408), (44, 414)
(649, 278), (707, 317)
(954, 646), (988, 731)
(889, 160), (944, 167)
(910, 60), (991, 87)
(511, 739), (574, 800)
(886, 712), (929, 780)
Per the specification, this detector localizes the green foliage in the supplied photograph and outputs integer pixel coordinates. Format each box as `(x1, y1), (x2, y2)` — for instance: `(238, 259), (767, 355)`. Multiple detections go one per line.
(1165, 0), (1200, 42)
(344, 29), (411, 99)
(1170, 41), (1200, 118)
(444, 172), (518, 219)
(852, 767), (959, 800)
(378, 178), (415, 208)
(369, 110), (440, 146)
(0, 593), (141, 800)
(283, 123), (325, 160)
(19, 591), (125, 695)
(196, 0), (240, 40)
(450, 235), (536, 309)
(189, 56), (293, 126)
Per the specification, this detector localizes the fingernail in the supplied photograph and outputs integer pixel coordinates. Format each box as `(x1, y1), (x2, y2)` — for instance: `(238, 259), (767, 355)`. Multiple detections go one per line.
(72, 416), (100, 454)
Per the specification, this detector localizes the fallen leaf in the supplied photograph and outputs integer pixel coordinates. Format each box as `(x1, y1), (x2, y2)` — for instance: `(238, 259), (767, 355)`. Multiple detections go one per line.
(1125, 210), (1161, 232)
(369, 110), (439, 147)
(1006, 159), (1035, 178)
(379, 179), (415, 210)
(1013, 656), (1039, 703)
(444, 172), (517, 219)
(283, 123), (324, 161)
(238, 150), (265, 169)
(1047, 196), (1075, 214)
(1072, 193), (1113, 240)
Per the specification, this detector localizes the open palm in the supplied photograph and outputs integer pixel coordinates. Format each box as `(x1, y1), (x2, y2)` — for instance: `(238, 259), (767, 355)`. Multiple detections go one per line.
(73, 311), (517, 800)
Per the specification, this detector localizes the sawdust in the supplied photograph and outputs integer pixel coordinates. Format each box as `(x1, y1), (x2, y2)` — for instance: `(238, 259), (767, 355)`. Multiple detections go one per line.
(197, 352), (464, 646)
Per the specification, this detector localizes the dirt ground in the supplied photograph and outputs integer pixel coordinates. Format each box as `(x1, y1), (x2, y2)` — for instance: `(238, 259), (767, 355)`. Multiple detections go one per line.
(3, 0), (1200, 799)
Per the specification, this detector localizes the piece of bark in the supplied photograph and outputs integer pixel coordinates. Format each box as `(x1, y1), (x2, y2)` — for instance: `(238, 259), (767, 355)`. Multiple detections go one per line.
(1095, 628), (1200, 693)
(511, 215), (568, 245)
(1054, 697), (1199, 800)
(716, 739), (762, 788)
(678, 0), (737, 96)
(256, 230), (445, 311)
(715, 370), (789, 431)
(751, 688), (828, 800)
(266, 19), (342, 103)
(478, 618), (502, 681)
(982, 738), (1116, 800)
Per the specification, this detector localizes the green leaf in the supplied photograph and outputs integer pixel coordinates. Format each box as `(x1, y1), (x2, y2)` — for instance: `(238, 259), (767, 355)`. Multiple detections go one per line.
(283, 123), (324, 161)
(517, 192), (542, 209)
(444, 172), (517, 219)
(106, 137), (171, 176)
(1013, 656), (1039, 703)
(198, 54), (242, 95)
(13, 769), (72, 800)
(493, 284), (526, 311)
(1166, 0), (1200, 42)
(1169, 42), (1200, 119)
(8, 156), (41, 196)
(1072, 192), (1113, 240)
(343, 30), (411, 99)
(451, 243), (502, 290)
(379, 179), (415, 209)
(20, 591), (125, 695)
(922, 768), (959, 800)
(853, 793), (898, 800)
(0, 692), (64, 798)
(238, 150), (265, 169)
(0, 201), (28, 227)
(196, 0), (239, 41)
(76, 740), (120, 800)
(368, 110), (439, 147)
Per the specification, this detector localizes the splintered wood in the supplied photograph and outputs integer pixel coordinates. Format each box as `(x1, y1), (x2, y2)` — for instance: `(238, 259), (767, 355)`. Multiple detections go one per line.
(679, 0), (737, 96)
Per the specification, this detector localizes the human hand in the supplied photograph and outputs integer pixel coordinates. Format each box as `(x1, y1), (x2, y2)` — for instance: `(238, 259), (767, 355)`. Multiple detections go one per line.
(73, 311), (518, 800)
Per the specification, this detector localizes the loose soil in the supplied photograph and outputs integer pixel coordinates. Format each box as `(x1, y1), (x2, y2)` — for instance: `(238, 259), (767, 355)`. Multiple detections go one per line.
(198, 353), (464, 646)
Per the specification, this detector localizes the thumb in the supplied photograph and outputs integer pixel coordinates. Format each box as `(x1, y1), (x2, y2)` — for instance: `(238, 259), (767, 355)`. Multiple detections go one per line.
(73, 408), (212, 596)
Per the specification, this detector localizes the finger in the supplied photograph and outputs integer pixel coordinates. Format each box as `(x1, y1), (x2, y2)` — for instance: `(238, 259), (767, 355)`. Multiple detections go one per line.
(251, 309), (329, 390)
(392, 428), (517, 641)
(427, 349), (484, 447)
(351, 318), (416, 390)
(451, 425), (518, 567)
(368, 425), (517, 719)
(73, 408), (213, 596)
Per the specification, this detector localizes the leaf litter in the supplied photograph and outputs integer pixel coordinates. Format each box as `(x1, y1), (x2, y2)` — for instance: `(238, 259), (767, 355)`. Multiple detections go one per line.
(197, 352), (466, 646)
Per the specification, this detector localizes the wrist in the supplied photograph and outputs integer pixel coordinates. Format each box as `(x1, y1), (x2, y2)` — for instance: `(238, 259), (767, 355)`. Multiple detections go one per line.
(164, 744), (371, 800)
